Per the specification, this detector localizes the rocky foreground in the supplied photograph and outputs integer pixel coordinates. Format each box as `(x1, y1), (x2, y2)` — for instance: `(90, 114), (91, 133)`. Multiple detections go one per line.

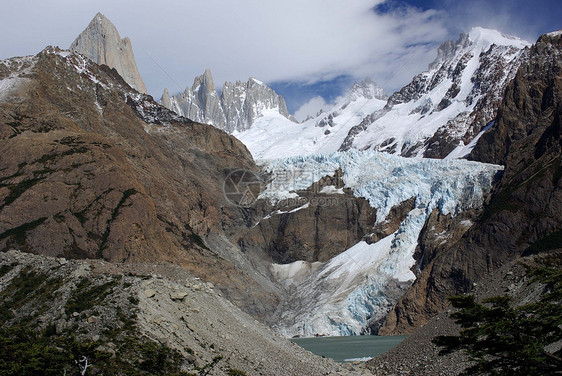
(1, 249), (348, 375)
(367, 250), (561, 375)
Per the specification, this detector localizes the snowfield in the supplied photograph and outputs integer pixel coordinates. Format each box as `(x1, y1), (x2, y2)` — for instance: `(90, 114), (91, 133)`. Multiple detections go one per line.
(234, 80), (387, 160)
(234, 28), (529, 161)
(235, 99), (386, 159)
(0, 55), (36, 101)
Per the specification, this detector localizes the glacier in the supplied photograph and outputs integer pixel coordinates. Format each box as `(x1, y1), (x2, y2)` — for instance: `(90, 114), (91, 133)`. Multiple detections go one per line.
(262, 150), (503, 337)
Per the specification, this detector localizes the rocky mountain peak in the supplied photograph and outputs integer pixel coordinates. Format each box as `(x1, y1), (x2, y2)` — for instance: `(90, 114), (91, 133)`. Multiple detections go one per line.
(160, 87), (172, 109)
(193, 68), (216, 94)
(339, 27), (531, 158)
(348, 78), (388, 101)
(69, 12), (147, 94)
(160, 69), (295, 133)
(428, 32), (469, 70)
(428, 27), (528, 73)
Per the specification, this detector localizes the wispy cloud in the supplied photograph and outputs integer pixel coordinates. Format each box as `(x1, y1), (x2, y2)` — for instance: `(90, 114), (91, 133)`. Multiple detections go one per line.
(294, 96), (333, 122)
(0, 0), (448, 98)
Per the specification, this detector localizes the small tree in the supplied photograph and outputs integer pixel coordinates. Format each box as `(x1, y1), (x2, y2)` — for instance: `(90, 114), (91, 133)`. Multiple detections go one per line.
(433, 268), (562, 375)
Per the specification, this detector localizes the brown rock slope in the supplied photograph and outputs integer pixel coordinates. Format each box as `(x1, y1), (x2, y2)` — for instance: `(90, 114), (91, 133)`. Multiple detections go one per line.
(239, 169), (377, 264)
(379, 31), (562, 334)
(0, 47), (277, 317)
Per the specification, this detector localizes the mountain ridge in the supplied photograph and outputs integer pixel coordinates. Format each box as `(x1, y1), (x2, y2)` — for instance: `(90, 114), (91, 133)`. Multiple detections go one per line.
(1, 13), (560, 375)
(160, 69), (296, 133)
(0, 44), (289, 326)
(379, 30), (562, 337)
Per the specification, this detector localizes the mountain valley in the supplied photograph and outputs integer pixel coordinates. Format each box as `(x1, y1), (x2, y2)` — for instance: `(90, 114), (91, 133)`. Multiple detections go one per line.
(0, 11), (560, 376)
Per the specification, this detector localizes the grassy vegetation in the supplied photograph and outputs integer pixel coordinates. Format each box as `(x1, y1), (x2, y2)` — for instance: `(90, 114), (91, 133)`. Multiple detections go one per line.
(184, 223), (210, 251)
(552, 157), (561, 185)
(34, 147), (89, 165)
(0, 325), (195, 376)
(227, 368), (249, 376)
(188, 233), (210, 251)
(65, 277), (119, 315)
(478, 184), (519, 223)
(479, 155), (559, 224)
(0, 262), (17, 278)
(1, 178), (43, 207)
(98, 189), (138, 256)
(0, 268), (63, 322)
(0, 217), (48, 247)
(434, 266), (562, 376)
(0, 262), (245, 376)
(0, 265), (199, 375)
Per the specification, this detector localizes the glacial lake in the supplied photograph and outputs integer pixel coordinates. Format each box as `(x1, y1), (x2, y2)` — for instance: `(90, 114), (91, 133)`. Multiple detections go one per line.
(291, 335), (408, 362)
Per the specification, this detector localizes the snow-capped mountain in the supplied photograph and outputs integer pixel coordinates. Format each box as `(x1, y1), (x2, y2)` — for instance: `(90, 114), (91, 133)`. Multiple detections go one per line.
(342, 27), (530, 158)
(70, 13), (148, 94)
(160, 70), (295, 133)
(235, 79), (388, 159)
(235, 27), (529, 160)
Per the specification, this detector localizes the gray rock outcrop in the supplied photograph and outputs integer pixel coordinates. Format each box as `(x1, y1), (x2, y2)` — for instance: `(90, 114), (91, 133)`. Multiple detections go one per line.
(165, 69), (226, 128)
(70, 12), (148, 94)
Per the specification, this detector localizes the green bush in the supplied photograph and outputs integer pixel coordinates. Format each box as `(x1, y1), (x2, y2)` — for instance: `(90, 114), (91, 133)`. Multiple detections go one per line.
(227, 368), (248, 376)
(0, 325), (194, 376)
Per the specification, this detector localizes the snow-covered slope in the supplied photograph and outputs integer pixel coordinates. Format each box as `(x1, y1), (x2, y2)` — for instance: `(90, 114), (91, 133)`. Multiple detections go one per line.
(341, 27), (530, 158)
(235, 79), (388, 159)
(260, 150), (503, 337)
(0, 55), (36, 101)
(160, 70), (295, 133)
(235, 28), (529, 161)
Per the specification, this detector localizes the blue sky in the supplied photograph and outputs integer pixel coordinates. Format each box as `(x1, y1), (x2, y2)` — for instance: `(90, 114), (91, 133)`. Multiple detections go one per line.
(0, 0), (560, 119)
(377, 0), (560, 40)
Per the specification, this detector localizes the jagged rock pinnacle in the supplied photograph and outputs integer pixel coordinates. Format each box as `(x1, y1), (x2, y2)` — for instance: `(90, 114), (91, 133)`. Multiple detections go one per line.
(70, 12), (148, 94)
(161, 68), (294, 132)
(160, 88), (172, 109)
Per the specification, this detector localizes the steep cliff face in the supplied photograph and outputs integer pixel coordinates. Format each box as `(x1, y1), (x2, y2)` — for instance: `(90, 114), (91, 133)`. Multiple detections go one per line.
(341, 28), (530, 158)
(379, 31), (562, 335)
(222, 78), (294, 133)
(164, 69), (226, 129)
(0, 46), (283, 320)
(160, 70), (294, 133)
(70, 13), (148, 94)
(239, 169), (377, 264)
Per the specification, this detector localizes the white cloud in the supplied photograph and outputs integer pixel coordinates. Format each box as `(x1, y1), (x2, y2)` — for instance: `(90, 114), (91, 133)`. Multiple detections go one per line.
(294, 96), (333, 122)
(0, 0), (449, 98)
